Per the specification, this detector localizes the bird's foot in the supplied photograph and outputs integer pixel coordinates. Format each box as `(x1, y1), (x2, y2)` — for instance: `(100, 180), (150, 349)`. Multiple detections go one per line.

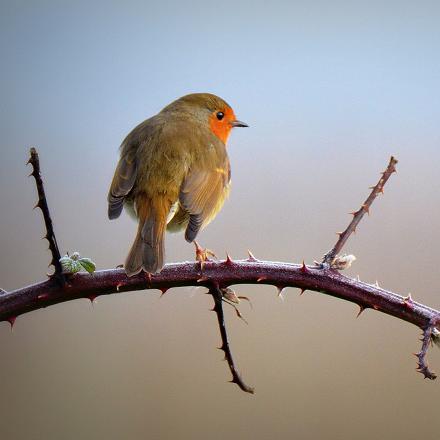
(194, 241), (217, 271)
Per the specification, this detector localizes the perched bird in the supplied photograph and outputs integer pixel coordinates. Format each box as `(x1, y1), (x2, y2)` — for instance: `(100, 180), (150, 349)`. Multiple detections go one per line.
(108, 93), (247, 276)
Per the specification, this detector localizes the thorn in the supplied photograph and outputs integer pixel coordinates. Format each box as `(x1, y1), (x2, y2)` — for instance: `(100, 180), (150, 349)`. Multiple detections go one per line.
(362, 204), (370, 215)
(356, 274), (361, 282)
(276, 286), (286, 298)
(349, 211), (357, 216)
(33, 201), (42, 210)
(247, 250), (258, 262)
(372, 304), (379, 311)
(299, 288), (306, 296)
(6, 316), (16, 329)
(224, 253), (233, 265)
(37, 293), (49, 300)
(404, 293), (413, 302)
(356, 305), (367, 318)
(116, 264), (124, 269)
(369, 185), (375, 190)
(336, 232), (343, 237)
(87, 295), (98, 303)
(159, 287), (169, 297)
(374, 280), (380, 288)
(197, 276), (210, 283)
(300, 261), (308, 273)
(256, 276), (267, 283)
(116, 282), (123, 292)
(403, 293), (414, 308)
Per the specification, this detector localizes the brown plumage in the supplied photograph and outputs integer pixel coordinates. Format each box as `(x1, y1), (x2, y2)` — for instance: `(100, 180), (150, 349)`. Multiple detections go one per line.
(108, 93), (247, 276)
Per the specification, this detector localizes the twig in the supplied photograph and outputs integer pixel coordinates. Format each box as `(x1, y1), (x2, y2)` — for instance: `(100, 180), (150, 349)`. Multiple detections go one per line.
(322, 156), (398, 266)
(415, 321), (437, 380)
(27, 148), (65, 285)
(210, 285), (254, 393)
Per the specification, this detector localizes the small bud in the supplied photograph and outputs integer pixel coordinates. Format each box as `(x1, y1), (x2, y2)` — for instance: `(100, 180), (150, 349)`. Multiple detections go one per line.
(331, 254), (356, 270)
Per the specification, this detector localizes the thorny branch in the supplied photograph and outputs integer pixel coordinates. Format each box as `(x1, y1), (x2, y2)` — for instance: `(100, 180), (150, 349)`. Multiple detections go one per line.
(211, 285), (254, 394)
(322, 156), (398, 267)
(0, 150), (439, 393)
(27, 147), (65, 285)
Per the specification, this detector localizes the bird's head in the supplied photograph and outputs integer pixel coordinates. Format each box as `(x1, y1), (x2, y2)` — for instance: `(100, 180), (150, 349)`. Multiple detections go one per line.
(164, 93), (248, 144)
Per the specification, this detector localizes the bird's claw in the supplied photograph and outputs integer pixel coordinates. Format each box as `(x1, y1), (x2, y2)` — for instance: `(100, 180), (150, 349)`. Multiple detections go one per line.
(194, 241), (217, 270)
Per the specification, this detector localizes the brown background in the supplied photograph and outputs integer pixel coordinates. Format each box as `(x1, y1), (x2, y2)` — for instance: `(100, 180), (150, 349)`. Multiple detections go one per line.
(1, 1), (440, 439)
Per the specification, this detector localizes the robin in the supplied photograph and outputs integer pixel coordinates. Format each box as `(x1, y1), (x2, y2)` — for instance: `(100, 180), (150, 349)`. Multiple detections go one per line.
(108, 93), (248, 276)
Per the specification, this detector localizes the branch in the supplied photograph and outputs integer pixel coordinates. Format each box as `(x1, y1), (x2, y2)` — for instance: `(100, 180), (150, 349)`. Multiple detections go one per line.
(1, 261), (439, 374)
(322, 156), (398, 266)
(27, 147), (65, 285)
(1, 150), (439, 392)
(210, 285), (254, 394)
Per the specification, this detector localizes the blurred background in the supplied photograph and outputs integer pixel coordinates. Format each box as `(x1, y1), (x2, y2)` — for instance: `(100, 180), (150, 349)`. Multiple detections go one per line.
(1, 1), (440, 439)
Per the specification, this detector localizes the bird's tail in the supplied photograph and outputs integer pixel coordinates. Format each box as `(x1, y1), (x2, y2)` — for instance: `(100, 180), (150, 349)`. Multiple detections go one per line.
(125, 195), (169, 276)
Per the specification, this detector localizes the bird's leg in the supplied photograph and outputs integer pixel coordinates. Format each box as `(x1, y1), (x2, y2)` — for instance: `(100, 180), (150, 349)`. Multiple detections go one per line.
(194, 241), (217, 271)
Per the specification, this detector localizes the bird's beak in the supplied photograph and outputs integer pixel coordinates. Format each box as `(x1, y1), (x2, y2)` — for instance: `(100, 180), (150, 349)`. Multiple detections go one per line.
(231, 120), (248, 128)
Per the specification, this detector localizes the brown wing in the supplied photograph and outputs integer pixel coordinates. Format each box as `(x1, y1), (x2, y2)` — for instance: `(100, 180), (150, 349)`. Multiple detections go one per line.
(108, 148), (137, 219)
(179, 158), (230, 242)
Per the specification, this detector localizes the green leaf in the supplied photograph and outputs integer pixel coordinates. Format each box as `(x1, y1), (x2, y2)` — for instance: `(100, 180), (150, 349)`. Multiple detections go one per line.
(79, 258), (96, 274)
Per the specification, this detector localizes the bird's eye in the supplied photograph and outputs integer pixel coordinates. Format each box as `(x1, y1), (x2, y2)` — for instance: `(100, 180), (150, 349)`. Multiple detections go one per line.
(216, 111), (224, 121)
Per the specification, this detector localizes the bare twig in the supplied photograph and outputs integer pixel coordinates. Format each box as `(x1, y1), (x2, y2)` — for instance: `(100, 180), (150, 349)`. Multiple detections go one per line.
(322, 156), (398, 266)
(415, 321), (437, 380)
(27, 147), (65, 285)
(210, 285), (254, 393)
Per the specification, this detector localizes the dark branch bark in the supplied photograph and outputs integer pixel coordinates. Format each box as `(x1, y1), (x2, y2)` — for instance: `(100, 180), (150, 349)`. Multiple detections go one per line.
(1, 261), (439, 331)
(210, 285), (254, 393)
(27, 147), (65, 285)
(322, 156), (398, 266)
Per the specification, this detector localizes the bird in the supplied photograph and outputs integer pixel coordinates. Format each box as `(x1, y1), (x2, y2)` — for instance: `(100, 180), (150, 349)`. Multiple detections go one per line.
(108, 93), (248, 276)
